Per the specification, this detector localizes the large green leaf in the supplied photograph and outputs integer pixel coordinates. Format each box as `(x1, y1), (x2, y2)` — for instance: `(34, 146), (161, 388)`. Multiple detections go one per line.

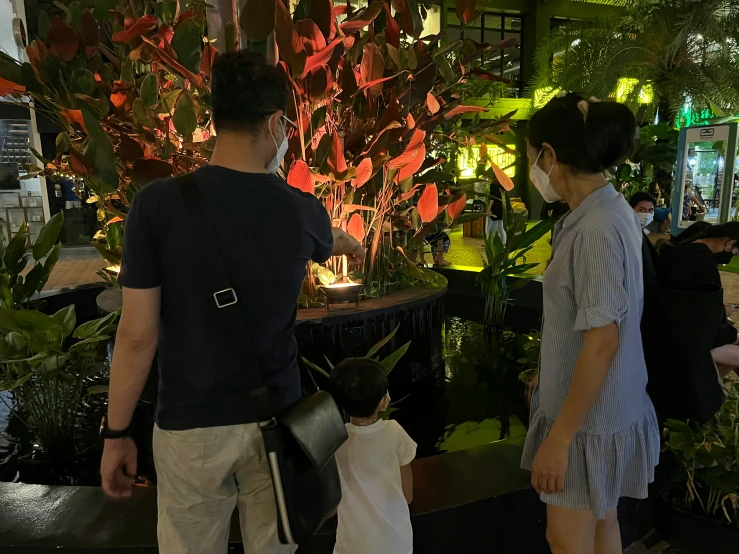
(171, 18), (202, 74)
(0, 308), (59, 333)
(4, 223), (29, 276)
(21, 63), (48, 96)
(33, 211), (64, 261)
(366, 325), (400, 358)
(70, 68), (95, 95)
(73, 311), (119, 339)
(380, 341), (410, 375)
(38, 11), (51, 41)
(173, 90), (197, 137)
(94, 0), (117, 19)
(69, 335), (110, 353)
(51, 305), (77, 339)
(140, 73), (159, 108)
(81, 110), (118, 193)
(508, 218), (556, 252)
(20, 263), (49, 301)
(301, 356), (330, 378)
(154, 1), (179, 26)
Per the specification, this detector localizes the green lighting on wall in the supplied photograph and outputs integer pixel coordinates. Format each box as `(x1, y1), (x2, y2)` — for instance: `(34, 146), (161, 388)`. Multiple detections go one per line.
(457, 144), (516, 179)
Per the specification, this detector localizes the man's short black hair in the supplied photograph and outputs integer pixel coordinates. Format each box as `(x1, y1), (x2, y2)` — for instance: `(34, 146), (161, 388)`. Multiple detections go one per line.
(329, 358), (388, 418)
(211, 51), (288, 133)
(629, 191), (656, 209)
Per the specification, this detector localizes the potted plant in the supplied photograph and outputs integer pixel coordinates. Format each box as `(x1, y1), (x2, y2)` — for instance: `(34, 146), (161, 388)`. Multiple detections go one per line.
(0, 213), (118, 461)
(658, 379), (739, 553)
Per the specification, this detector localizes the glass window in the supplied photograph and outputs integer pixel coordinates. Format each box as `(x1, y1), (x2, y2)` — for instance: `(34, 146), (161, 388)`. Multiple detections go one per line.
(505, 17), (522, 31)
(446, 10), (523, 94)
(483, 14), (502, 30)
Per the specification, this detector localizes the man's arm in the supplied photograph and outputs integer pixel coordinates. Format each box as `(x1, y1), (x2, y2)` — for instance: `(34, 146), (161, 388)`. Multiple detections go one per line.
(101, 287), (160, 498)
(331, 227), (365, 264)
(107, 287), (161, 430)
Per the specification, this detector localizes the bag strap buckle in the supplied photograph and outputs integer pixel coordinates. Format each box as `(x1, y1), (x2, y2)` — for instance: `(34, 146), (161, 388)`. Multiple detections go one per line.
(213, 288), (238, 308)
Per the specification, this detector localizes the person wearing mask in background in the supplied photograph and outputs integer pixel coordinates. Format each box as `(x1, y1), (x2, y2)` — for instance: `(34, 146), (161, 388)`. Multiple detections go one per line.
(629, 192), (656, 233)
(659, 222), (739, 377)
(99, 52), (365, 553)
(648, 182), (672, 233)
(521, 92), (660, 554)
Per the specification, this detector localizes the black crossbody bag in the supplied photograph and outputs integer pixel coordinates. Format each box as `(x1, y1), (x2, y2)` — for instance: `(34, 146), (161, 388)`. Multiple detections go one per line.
(178, 173), (347, 544)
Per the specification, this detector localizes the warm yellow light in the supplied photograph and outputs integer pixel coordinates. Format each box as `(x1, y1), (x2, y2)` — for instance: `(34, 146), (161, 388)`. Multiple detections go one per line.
(534, 87), (560, 108)
(457, 145), (516, 179)
(615, 78), (639, 103)
(639, 83), (653, 104)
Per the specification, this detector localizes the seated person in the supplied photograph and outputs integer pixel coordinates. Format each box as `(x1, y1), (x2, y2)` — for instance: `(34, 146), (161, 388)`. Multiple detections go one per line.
(659, 222), (739, 376)
(648, 182), (672, 233)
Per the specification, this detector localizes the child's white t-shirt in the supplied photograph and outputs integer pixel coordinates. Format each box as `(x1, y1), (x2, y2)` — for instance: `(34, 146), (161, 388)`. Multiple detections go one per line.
(333, 419), (417, 554)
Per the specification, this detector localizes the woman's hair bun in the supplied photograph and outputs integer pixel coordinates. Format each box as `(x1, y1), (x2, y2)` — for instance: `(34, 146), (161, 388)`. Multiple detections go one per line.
(528, 93), (636, 174)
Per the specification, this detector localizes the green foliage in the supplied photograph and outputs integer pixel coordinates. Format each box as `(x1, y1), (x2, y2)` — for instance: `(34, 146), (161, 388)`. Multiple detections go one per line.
(532, 0), (739, 124)
(0, 216), (119, 452)
(477, 192), (556, 331)
(614, 124), (680, 198)
(663, 379), (739, 527)
(302, 325), (410, 419)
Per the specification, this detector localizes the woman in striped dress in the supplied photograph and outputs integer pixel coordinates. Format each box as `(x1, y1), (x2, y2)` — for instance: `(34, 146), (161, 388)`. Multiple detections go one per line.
(520, 93), (660, 554)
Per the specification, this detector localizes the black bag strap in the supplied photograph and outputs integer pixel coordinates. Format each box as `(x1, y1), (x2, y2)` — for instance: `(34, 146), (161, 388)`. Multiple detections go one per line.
(177, 172), (275, 421)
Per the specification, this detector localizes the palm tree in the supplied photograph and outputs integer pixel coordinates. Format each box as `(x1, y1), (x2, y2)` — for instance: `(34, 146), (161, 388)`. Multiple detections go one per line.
(530, 0), (739, 126)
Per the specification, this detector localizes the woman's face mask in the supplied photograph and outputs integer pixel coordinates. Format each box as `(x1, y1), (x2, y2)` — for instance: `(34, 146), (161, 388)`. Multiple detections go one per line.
(529, 149), (563, 203)
(266, 114), (290, 174)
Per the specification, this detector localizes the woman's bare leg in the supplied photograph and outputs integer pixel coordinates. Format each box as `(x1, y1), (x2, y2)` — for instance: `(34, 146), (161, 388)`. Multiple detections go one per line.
(546, 504), (598, 554)
(594, 509), (621, 554)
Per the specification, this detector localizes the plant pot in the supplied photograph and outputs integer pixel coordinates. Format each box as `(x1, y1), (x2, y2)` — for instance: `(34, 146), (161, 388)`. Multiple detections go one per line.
(655, 494), (739, 554)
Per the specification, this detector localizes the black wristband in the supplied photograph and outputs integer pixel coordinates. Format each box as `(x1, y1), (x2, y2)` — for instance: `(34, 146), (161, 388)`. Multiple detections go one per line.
(100, 415), (131, 439)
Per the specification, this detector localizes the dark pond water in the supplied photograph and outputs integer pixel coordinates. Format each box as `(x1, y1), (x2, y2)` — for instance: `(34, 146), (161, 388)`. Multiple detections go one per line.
(0, 312), (537, 486)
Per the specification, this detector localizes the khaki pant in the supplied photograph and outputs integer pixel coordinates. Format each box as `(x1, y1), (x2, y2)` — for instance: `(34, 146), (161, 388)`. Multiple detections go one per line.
(153, 423), (297, 554)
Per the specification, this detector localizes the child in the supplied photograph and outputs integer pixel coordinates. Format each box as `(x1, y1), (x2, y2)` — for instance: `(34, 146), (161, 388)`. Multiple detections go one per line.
(329, 358), (416, 554)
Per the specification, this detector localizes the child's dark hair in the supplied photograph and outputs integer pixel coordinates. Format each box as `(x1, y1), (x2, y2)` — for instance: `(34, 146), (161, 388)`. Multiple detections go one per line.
(211, 51), (288, 133)
(629, 192), (656, 209)
(330, 358), (388, 418)
(528, 93), (636, 174)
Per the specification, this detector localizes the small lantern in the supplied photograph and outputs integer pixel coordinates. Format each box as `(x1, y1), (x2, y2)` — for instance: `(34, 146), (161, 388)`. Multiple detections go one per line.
(322, 255), (361, 311)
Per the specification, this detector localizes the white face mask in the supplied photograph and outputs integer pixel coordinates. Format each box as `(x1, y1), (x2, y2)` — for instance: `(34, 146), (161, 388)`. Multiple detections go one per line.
(266, 116), (289, 174)
(636, 212), (654, 228)
(529, 149), (562, 203)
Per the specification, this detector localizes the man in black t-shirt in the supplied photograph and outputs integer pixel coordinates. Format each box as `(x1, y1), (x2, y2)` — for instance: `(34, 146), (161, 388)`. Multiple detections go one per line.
(100, 52), (364, 552)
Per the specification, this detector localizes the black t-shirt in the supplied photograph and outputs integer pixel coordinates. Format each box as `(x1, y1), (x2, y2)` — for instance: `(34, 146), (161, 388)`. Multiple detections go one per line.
(118, 166), (333, 430)
(660, 242), (737, 347)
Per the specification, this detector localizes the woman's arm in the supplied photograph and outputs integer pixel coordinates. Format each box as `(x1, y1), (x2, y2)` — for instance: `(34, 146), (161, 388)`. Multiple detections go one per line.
(400, 464), (413, 503)
(549, 324), (619, 443)
(531, 325), (618, 495)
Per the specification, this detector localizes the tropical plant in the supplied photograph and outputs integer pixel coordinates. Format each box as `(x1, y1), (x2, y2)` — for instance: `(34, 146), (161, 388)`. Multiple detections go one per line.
(0, 309), (118, 453)
(242, 0), (517, 303)
(0, 213), (118, 453)
(302, 324), (410, 419)
(532, 0), (739, 125)
(0, 0), (516, 306)
(477, 192), (556, 335)
(663, 379), (739, 527)
(613, 124), (680, 198)
(0, 0), (220, 274)
(0, 212), (65, 310)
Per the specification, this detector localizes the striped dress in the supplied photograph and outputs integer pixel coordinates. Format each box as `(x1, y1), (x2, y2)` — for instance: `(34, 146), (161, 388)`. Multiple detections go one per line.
(521, 185), (661, 519)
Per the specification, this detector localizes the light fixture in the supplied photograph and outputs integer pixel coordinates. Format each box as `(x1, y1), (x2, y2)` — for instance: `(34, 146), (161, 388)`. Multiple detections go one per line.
(322, 255), (361, 310)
